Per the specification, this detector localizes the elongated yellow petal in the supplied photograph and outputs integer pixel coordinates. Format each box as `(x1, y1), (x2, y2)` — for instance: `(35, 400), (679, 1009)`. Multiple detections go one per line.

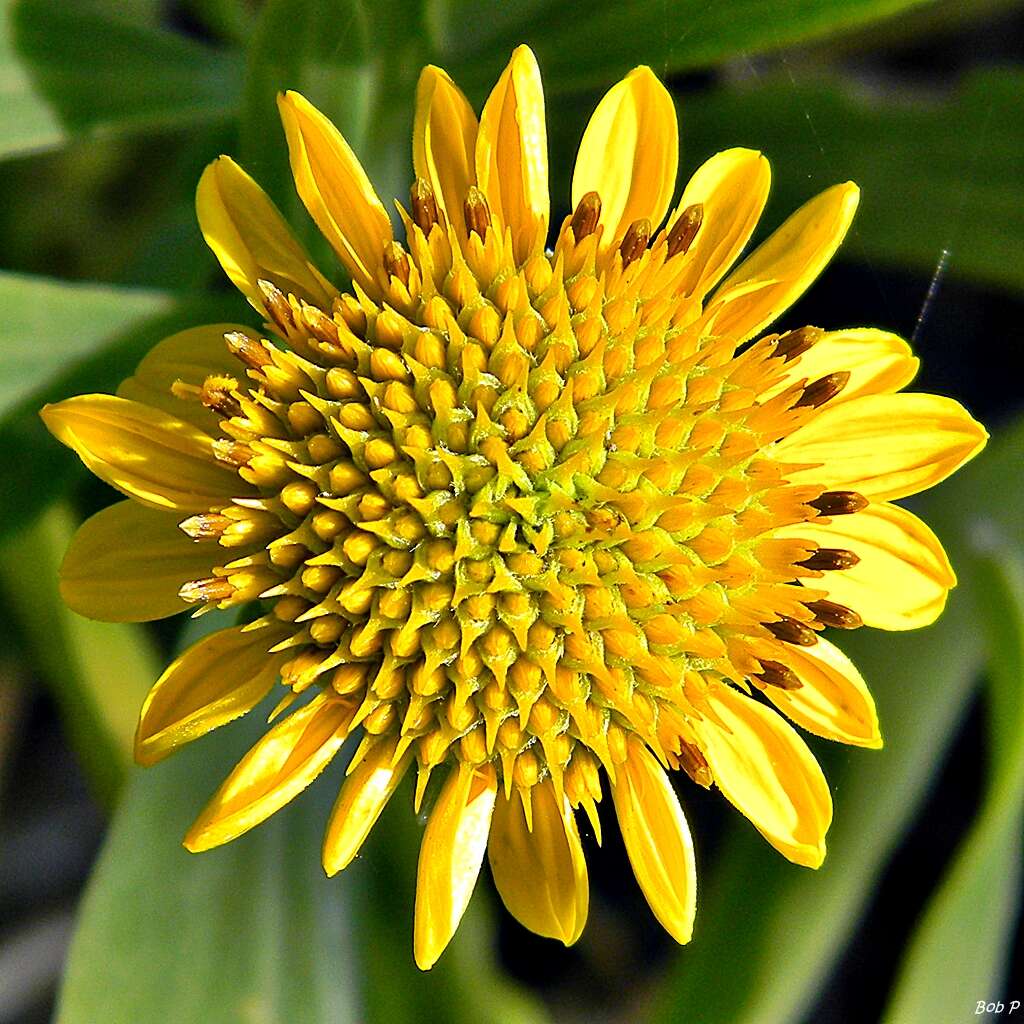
(136, 623), (290, 766)
(413, 65), (478, 242)
(776, 392), (988, 501)
(611, 741), (696, 944)
(488, 781), (589, 945)
(414, 762), (497, 970)
(571, 66), (677, 248)
(475, 45), (549, 264)
(762, 637), (881, 748)
(278, 90), (392, 293)
(776, 502), (956, 629)
(117, 323), (254, 434)
(185, 692), (354, 851)
(762, 328), (919, 405)
(60, 501), (216, 623)
(41, 394), (245, 512)
(669, 148), (771, 299)
(322, 739), (412, 875)
(698, 684), (832, 868)
(196, 156), (336, 312)
(704, 181), (859, 343)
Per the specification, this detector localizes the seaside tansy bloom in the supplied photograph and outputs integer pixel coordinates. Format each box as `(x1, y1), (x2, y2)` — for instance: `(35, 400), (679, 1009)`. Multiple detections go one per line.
(42, 46), (986, 969)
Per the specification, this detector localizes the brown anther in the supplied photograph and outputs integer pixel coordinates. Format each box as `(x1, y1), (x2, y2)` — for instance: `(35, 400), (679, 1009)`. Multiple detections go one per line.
(795, 371), (851, 409)
(212, 439), (254, 467)
(225, 331), (272, 368)
(798, 547), (861, 571)
(464, 187), (490, 239)
(178, 513), (231, 540)
(257, 279), (295, 332)
(774, 326), (823, 362)
(810, 490), (869, 516)
(619, 218), (651, 267)
(570, 191), (602, 241)
(179, 576), (235, 604)
(678, 742), (713, 788)
(383, 241), (411, 286)
(666, 203), (703, 257)
(300, 304), (340, 346)
(805, 599), (863, 629)
(199, 375), (242, 418)
(754, 659), (803, 690)
(410, 178), (440, 233)
(765, 617), (819, 646)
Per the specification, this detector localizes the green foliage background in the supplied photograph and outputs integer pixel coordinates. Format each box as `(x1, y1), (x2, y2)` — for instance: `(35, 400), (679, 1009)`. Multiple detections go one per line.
(0, 1), (1021, 1022)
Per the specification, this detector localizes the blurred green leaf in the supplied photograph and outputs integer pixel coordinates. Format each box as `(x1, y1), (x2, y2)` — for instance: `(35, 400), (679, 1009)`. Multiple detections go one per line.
(0, 271), (174, 422)
(673, 69), (1024, 293)
(880, 543), (1024, 1023)
(3, 0), (242, 160)
(652, 416), (1023, 1024)
(436, 0), (936, 95)
(0, 504), (159, 806)
(56, 704), (362, 1024)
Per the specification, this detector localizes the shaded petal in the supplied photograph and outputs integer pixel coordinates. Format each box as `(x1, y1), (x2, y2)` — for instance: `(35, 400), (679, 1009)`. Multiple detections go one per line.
(136, 623), (290, 766)
(41, 394), (245, 512)
(414, 762), (497, 970)
(60, 500), (217, 623)
(571, 66), (677, 247)
(704, 182), (859, 343)
(322, 739), (412, 876)
(698, 684), (832, 868)
(762, 328), (919, 404)
(670, 147), (770, 298)
(413, 65), (478, 243)
(475, 44), (549, 264)
(278, 90), (392, 293)
(117, 323), (254, 434)
(185, 691), (354, 851)
(196, 156), (336, 311)
(611, 741), (696, 944)
(488, 781), (589, 945)
(763, 637), (881, 748)
(775, 392), (988, 501)
(776, 502), (957, 629)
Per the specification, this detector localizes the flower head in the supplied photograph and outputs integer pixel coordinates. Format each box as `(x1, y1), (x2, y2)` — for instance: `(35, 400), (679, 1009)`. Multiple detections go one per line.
(42, 45), (986, 969)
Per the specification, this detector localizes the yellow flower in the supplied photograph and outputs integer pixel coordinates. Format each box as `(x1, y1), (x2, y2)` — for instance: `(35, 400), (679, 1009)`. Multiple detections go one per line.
(41, 45), (986, 970)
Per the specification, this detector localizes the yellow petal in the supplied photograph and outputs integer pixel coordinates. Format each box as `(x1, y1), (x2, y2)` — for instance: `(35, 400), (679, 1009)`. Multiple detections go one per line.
(487, 781), (589, 945)
(761, 328), (919, 404)
(60, 500), (216, 623)
(698, 684), (832, 868)
(669, 148), (771, 298)
(775, 392), (988, 501)
(475, 44), (549, 264)
(41, 394), (244, 512)
(278, 90), (392, 293)
(413, 65), (478, 242)
(776, 502), (957, 629)
(704, 182), (860, 343)
(611, 741), (696, 944)
(571, 66), (677, 247)
(185, 691), (354, 851)
(762, 637), (881, 748)
(414, 762), (497, 970)
(117, 323), (253, 434)
(136, 623), (289, 766)
(322, 739), (411, 876)
(196, 156), (336, 312)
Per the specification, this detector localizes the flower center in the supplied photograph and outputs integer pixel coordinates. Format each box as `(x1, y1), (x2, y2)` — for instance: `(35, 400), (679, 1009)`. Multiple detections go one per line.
(175, 181), (864, 809)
